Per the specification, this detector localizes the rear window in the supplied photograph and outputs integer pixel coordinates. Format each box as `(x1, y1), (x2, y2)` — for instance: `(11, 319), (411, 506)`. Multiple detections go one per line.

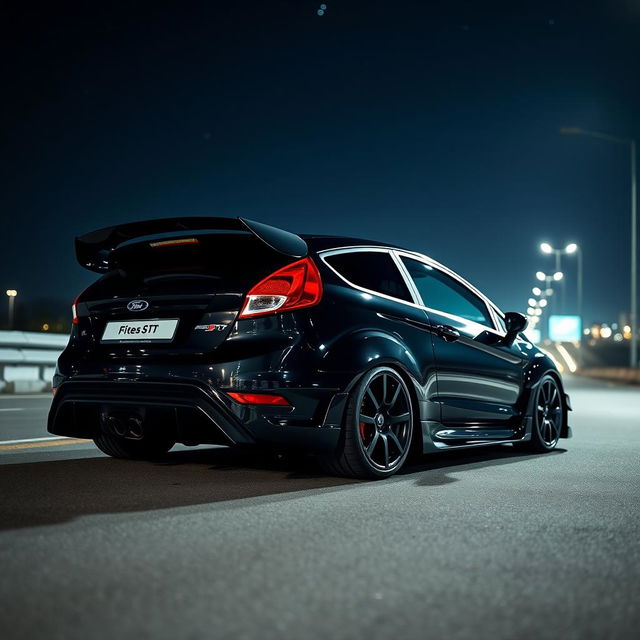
(109, 232), (291, 289)
(324, 251), (413, 302)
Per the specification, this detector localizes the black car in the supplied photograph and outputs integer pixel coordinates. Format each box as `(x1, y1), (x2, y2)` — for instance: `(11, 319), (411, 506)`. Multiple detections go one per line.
(49, 217), (571, 479)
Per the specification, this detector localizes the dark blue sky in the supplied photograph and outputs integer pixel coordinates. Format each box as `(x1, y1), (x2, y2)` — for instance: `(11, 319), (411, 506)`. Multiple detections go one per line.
(1, 1), (638, 325)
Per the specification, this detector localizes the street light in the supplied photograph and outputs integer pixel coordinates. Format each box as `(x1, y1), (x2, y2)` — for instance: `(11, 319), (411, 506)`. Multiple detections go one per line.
(561, 126), (637, 368)
(539, 241), (583, 323)
(6, 289), (17, 330)
(537, 271), (563, 282)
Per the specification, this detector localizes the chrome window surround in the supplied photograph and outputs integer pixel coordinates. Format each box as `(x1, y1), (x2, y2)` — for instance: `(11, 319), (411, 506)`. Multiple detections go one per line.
(318, 245), (506, 337)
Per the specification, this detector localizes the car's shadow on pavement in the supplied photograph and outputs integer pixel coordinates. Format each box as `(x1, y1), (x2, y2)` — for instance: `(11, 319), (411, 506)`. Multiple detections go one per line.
(400, 446), (567, 486)
(0, 445), (566, 531)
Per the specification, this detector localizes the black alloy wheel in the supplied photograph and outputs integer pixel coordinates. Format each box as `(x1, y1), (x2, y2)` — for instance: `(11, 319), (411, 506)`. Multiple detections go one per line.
(325, 366), (414, 479)
(518, 374), (564, 452)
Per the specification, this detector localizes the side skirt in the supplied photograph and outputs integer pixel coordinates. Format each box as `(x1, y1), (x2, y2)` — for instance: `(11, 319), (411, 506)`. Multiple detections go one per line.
(420, 418), (532, 453)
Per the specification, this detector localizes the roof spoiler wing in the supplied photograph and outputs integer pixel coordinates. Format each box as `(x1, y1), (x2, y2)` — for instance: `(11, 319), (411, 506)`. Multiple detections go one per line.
(75, 217), (308, 272)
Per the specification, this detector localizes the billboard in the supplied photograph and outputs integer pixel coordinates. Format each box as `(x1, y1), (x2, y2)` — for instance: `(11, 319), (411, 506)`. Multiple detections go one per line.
(548, 315), (582, 342)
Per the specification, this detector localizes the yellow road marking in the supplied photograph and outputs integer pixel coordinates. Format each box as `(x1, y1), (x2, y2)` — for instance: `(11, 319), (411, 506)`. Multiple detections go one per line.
(0, 438), (89, 451)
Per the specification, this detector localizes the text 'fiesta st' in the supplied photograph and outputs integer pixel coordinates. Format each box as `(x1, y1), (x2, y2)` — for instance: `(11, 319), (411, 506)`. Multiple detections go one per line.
(49, 217), (572, 478)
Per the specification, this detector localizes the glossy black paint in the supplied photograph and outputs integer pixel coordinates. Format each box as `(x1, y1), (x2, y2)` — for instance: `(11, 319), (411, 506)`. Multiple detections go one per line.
(49, 219), (571, 456)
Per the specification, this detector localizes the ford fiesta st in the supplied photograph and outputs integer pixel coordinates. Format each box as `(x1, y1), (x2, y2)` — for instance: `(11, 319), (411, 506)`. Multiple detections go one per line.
(49, 217), (571, 478)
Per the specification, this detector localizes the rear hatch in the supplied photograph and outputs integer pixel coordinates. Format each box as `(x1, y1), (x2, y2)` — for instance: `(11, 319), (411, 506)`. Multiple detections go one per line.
(75, 231), (296, 360)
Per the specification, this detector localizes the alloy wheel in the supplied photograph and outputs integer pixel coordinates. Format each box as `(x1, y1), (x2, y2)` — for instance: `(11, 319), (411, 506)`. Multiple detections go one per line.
(356, 370), (412, 471)
(535, 378), (562, 448)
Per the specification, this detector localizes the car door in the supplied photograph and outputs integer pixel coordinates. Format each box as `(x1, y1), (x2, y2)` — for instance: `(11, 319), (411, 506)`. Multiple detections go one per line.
(397, 253), (526, 432)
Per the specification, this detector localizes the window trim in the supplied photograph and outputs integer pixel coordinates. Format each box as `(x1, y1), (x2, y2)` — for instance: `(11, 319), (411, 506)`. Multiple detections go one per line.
(318, 245), (507, 338)
(393, 250), (504, 336)
(319, 246), (423, 308)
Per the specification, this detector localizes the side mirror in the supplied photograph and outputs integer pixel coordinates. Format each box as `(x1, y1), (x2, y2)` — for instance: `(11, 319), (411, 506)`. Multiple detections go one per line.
(502, 311), (527, 346)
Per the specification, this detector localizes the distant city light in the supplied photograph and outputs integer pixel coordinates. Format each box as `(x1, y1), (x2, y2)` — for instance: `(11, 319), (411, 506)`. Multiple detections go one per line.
(6, 289), (17, 297)
(553, 271), (563, 281)
(536, 271), (546, 281)
(528, 298), (537, 307)
(565, 243), (578, 254)
(532, 287), (542, 296)
(42, 323), (49, 331)
(527, 306), (535, 315)
(539, 299), (548, 307)
(600, 327), (612, 339)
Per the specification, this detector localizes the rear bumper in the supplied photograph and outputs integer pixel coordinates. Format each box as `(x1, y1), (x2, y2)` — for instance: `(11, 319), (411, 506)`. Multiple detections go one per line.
(48, 379), (342, 452)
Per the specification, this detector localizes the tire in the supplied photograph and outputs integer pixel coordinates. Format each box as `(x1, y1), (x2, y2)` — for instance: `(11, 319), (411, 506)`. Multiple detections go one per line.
(516, 374), (564, 452)
(94, 431), (175, 460)
(323, 366), (414, 479)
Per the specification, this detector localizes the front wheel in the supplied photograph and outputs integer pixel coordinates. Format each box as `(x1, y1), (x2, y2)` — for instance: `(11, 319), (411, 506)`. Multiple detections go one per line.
(323, 367), (414, 479)
(517, 374), (564, 452)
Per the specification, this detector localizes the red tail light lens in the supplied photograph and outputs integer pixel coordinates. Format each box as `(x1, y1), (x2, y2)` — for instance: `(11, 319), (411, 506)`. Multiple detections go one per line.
(238, 257), (323, 318)
(226, 392), (291, 406)
(71, 295), (80, 325)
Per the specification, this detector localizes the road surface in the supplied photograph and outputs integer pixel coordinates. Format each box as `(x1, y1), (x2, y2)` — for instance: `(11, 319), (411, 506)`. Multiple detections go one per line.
(0, 376), (638, 639)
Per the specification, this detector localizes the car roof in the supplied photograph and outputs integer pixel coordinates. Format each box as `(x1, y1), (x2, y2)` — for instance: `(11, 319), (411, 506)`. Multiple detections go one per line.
(300, 234), (408, 253)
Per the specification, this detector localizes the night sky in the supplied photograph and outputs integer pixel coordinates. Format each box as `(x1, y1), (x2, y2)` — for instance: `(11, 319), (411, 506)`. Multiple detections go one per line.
(1, 1), (639, 326)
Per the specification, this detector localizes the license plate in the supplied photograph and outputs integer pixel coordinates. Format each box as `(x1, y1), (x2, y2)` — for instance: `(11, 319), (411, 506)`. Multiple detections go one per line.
(101, 319), (179, 342)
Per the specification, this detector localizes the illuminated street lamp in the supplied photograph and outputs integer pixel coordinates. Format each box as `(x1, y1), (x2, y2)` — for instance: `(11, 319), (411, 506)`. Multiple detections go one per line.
(540, 241), (583, 326)
(536, 271), (563, 283)
(6, 289), (17, 330)
(561, 126), (637, 368)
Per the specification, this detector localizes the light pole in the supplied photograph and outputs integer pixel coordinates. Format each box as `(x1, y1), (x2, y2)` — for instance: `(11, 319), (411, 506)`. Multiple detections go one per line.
(540, 242), (582, 333)
(540, 242), (580, 314)
(560, 127), (637, 368)
(6, 290), (17, 329)
(536, 272), (563, 339)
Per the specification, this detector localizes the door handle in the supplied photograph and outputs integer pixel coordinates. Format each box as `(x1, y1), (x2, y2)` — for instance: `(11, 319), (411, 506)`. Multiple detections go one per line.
(435, 324), (460, 342)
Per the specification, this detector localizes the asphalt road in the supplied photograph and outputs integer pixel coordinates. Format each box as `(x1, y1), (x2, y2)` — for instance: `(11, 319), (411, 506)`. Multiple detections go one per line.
(0, 376), (638, 640)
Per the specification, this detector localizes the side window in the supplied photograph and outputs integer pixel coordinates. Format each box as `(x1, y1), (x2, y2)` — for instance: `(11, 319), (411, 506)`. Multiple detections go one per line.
(401, 257), (494, 326)
(324, 251), (413, 302)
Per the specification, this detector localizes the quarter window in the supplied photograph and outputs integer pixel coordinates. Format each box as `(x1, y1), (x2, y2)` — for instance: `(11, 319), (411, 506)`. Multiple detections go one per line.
(324, 251), (413, 302)
(401, 257), (494, 326)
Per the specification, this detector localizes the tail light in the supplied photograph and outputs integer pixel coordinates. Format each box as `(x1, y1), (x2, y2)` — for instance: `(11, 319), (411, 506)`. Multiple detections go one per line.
(238, 257), (322, 318)
(71, 289), (87, 325)
(227, 392), (291, 406)
(71, 294), (80, 325)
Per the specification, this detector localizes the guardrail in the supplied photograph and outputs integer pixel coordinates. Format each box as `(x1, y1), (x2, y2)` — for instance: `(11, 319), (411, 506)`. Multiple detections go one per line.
(580, 367), (640, 385)
(0, 331), (67, 393)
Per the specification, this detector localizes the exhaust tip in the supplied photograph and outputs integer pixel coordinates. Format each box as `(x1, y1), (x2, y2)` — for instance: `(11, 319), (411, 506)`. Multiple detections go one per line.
(106, 415), (126, 437)
(126, 416), (144, 440)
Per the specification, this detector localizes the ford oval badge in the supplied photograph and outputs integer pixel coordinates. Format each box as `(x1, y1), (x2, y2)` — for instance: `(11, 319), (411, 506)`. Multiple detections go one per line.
(127, 299), (149, 312)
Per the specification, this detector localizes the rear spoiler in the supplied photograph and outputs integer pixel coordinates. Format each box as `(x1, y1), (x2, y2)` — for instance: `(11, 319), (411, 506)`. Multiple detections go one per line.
(75, 217), (308, 273)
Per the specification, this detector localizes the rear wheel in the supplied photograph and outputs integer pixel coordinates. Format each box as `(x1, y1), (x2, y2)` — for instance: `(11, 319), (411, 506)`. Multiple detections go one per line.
(323, 366), (414, 479)
(94, 431), (174, 460)
(517, 374), (564, 452)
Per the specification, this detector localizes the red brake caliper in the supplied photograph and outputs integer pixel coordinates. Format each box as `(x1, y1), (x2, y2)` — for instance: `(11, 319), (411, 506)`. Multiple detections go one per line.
(359, 421), (367, 441)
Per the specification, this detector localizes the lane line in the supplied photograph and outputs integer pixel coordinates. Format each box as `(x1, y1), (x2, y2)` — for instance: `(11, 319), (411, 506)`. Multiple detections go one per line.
(0, 438), (89, 451)
(0, 436), (72, 444)
(0, 394), (52, 400)
(0, 408), (24, 412)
